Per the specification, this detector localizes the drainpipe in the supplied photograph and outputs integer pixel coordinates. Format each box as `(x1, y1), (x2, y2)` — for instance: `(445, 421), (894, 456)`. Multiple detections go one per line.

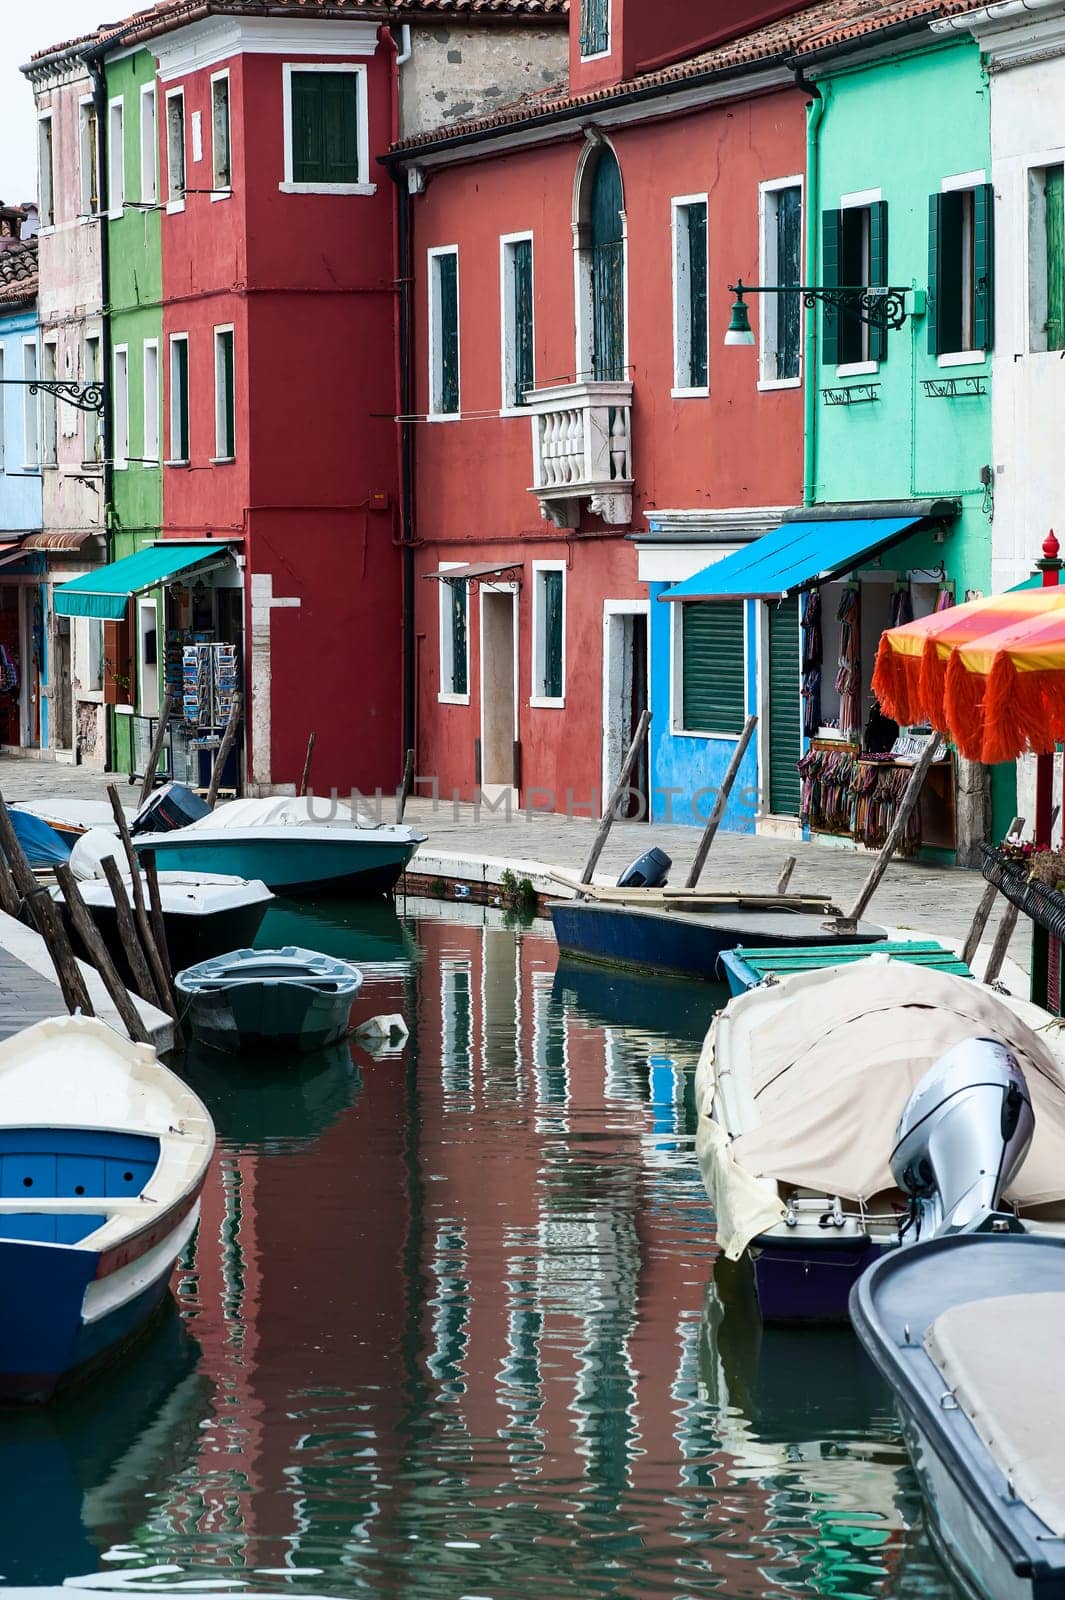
(88, 53), (116, 767)
(794, 67), (825, 508)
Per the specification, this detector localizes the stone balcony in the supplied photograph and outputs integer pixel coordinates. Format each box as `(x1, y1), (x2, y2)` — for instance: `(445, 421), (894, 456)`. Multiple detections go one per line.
(526, 380), (633, 528)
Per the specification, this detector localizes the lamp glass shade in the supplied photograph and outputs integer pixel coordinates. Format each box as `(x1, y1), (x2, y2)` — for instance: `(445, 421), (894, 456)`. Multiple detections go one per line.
(725, 295), (756, 347)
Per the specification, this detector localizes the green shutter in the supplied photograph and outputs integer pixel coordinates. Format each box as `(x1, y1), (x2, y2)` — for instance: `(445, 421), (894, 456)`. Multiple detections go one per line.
(543, 570), (563, 698)
(821, 208), (842, 366)
(291, 73), (322, 184)
(687, 201), (708, 388)
(681, 602), (745, 735)
(1047, 167), (1065, 352)
(776, 186), (802, 380)
(512, 238), (534, 405)
(437, 252), (459, 414)
(580, 0), (609, 56)
(175, 340), (189, 462)
(768, 595), (802, 816)
(868, 200), (889, 364)
(591, 150), (625, 382)
(928, 191), (964, 356)
(450, 579), (467, 695)
(291, 72), (359, 185)
(222, 331), (235, 458)
(973, 182), (994, 352)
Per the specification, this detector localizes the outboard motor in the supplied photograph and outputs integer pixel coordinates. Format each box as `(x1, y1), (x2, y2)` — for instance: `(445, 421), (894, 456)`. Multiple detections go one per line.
(890, 1037), (1034, 1244)
(131, 781), (211, 837)
(616, 847), (671, 890)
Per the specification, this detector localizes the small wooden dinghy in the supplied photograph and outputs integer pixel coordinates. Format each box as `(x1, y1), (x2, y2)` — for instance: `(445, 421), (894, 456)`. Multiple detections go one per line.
(176, 945), (363, 1055)
(0, 1015), (214, 1403)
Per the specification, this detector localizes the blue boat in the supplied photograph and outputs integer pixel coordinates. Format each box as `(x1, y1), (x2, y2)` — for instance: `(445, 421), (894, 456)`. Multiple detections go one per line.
(0, 1015), (214, 1403)
(176, 945), (363, 1055)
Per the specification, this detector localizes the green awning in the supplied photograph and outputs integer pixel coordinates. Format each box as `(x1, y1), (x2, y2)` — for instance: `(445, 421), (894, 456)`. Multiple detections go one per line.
(53, 543), (230, 620)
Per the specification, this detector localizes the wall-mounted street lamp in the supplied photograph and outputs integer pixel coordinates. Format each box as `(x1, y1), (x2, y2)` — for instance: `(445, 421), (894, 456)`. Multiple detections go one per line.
(0, 380), (105, 415)
(724, 278), (912, 346)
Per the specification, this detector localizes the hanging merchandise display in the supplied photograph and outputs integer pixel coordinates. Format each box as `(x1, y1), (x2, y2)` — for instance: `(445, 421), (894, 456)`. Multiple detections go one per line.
(801, 588), (823, 738)
(835, 586), (862, 741)
(798, 743), (859, 836)
(890, 586), (914, 630)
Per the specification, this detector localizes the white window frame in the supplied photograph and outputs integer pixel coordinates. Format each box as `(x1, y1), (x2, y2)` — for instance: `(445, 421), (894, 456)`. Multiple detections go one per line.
(143, 339), (160, 463)
(167, 332), (190, 464)
(280, 62), (374, 197)
(82, 331), (103, 466)
(140, 83), (158, 206)
(670, 193), (710, 399)
(579, 0), (612, 61)
(437, 562), (470, 706)
(41, 338), (58, 468)
(210, 69), (232, 198)
(531, 560), (567, 709)
(79, 96), (100, 219)
(108, 97), (125, 220)
(669, 596), (750, 741)
(835, 186), (882, 378)
(37, 113), (54, 230)
(428, 245), (460, 422)
(758, 174), (804, 391)
(499, 231), (535, 415)
(936, 168), (988, 369)
(165, 88), (186, 213)
(137, 596), (160, 717)
(213, 324), (235, 461)
(113, 345), (129, 470)
(22, 340), (39, 469)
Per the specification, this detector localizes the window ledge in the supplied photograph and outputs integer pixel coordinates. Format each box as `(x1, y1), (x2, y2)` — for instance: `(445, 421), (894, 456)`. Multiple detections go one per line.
(210, 455), (236, 465)
(166, 199), (185, 215)
(671, 725), (745, 742)
(106, 209), (124, 222)
(936, 350), (986, 369)
(530, 695), (566, 709)
(20, 466), (41, 476)
(758, 375), (802, 392)
(426, 412), (462, 424)
(42, 462), (59, 472)
(279, 180), (376, 197)
(438, 692), (470, 706)
(164, 458), (190, 468)
(671, 386), (710, 400)
(499, 404), (532, 419)
(836, 360), (879, 378)
(77, 213), (101, 226)
(210, 188), (233, 203)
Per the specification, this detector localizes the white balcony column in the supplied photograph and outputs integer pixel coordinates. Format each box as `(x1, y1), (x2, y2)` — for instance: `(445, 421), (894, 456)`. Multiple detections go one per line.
(527, 380), (633, 528)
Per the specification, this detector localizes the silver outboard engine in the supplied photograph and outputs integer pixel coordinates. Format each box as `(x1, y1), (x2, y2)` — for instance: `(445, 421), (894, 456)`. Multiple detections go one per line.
(890, 1037), (1034, 1244)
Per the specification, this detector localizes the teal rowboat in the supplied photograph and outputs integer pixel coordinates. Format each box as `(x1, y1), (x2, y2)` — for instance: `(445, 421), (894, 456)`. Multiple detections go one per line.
(176, 946), (363, 1055)
(718, 940), (974, 997)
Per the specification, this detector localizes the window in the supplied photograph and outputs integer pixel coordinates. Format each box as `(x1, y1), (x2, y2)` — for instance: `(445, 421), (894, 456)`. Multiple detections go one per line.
(532, 563), (565, 705)
(166, 90), (185, 207)
(38, 115), (54, 227)
(282, 64), (371, 194)
(137, 598), (159, 716)
(79, 99), (99, 216)
(169, 334), (189, 462)
(77, 618), (105, 693)
(822, 194), (888, 368)
(214, 326), (235, 459)
(672, 196), (709, 393)
(41, 341), (58, 467)
(438, 570), (469, 702)
(760, 179), (803, 384)
(580, 0), (610, 57)
(211, 72), (231, 192)
(83, 333), (102, 463)
(140, 84), (157, 206)
(113, 346), (129, 468)
(22, 342), (39, 468)
(1030, 165), (1063, 353)
(143, 340), (159, 462)
(108, 98), (125, 218)
(501, 234), (534, 409)
(0, 349), (5, 471)
(429, 248), (460, 417)
(677, 602), (746, 735)
(929, 176), (993, 360)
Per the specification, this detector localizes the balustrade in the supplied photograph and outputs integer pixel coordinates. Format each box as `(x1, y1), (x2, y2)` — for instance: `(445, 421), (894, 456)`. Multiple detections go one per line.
(526, 380), (633, 527)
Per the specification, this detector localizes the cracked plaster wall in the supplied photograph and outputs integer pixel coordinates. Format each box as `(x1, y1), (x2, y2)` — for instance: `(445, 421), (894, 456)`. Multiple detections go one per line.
(400, 26), (568, 140)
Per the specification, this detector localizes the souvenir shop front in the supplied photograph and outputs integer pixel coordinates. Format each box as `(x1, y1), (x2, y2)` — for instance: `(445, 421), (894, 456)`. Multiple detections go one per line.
(0, 543), (50, 753)
(53, 542), (244, 793)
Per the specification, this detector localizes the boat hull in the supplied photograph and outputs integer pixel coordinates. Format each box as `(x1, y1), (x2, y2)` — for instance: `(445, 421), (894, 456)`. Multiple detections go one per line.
(182, 983), (355, 1055)
(135, 833), (419, 897)
(752, 1232), (886, 1324)
(79, 896), (270, 976)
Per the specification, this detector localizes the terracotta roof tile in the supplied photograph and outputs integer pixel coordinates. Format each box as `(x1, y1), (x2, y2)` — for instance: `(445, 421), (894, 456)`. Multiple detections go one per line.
(0, 238), (39, 307)
(390, 0), (983, 153)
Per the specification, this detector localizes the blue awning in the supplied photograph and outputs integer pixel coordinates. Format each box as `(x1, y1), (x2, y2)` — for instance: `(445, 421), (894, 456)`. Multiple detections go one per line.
(659, 516), (924, 602)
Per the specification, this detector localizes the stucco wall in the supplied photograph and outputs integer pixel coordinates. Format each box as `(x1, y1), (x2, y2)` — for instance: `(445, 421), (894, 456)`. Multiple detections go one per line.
(399, 25), (567, 139)
(0, 306), (44, 535)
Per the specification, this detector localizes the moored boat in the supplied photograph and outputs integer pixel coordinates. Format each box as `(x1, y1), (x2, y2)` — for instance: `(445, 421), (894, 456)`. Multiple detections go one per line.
(11, 798), (134, 846)
(718, 937), (973, 996)
(176, 945), (363, 1055)
(0, 1014), (214, 1402)
(53, 869), (274, 975)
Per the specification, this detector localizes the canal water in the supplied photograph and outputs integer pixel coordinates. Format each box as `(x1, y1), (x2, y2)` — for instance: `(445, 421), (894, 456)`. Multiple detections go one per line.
(0, 898), (962, 1599)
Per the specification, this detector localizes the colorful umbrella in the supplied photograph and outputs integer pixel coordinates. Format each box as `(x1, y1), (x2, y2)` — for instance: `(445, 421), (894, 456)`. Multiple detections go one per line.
(872, 585), (1065, 764)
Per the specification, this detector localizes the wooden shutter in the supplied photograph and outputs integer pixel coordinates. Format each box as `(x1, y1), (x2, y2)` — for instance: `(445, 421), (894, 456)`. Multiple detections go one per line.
(681, 602), (745, 735)
(591, 150), (625, 382)
(437, 253), (459, 414)
(1047, 167), (1065, 352)
(821, 208), (842, 365)
(291, 73), (322, 184)
(777, 186), (802, 380)
(868, 200), (889, 364)
(103, 615), (132, 707)
(543, 571), (563, 698)
(323, 73), (359, 184)
(687, 201), (708, 388)
(973, 182), (994, 353)
(513, 239), (534, 405)
(928, 191), (964, 357)
(579, 0), (609, 56)
(767, 594), (802, 816)
(219, 330), (234, 458)
(449, 580), (467, 695)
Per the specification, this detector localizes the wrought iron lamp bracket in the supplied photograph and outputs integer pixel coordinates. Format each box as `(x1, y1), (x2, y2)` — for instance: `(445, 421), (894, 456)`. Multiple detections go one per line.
(729, 279), (910, 331)
(0, 380), (105, 415)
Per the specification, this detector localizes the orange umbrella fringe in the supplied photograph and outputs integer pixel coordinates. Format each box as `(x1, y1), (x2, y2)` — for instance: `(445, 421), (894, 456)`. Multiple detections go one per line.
(978, 657), (1065, 765)
(917, 636), (951, 732)
(870, 635), (922, 724)
(942, 651), (989, 761)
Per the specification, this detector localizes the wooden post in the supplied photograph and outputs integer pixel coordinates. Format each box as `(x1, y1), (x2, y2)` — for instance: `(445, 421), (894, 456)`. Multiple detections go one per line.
(0, 793), (94, 1017)
(207, 692), (243, 809)
(100, 854), (160, 1008)
(776, 856), (797, 895)
(396, 748), (415, 823)
(54, 863), (149, 1044)
(685, 714), (759, 889)
(579, 708), (651, 887)
(298, 730), (317, 800)
(961, 815), (1023, 969)
(840, 731), (941, 927)
(984, 903), (1020, 985)
(107, 783), (174, 1015)
(0, 845), (21, 919)
(138, 688), (175, 807)
(142, 850), (184, 1047)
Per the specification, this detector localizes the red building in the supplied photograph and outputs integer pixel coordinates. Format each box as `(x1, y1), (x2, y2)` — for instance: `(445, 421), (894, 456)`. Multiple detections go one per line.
(388, 0), (821, 815)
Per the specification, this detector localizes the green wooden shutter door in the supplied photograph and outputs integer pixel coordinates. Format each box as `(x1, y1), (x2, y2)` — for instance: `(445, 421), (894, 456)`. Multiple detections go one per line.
(928, 193), (942, 356)
(868, 200), (889, 364)
(768, 594), (801, 816)
(591, 150), (625, 382)
(513, 239), (534, 405)
(687, 201), (708, 388)
(322, 73), (359, 184)
(543, 570), (563, 698)
(221, 330), (234, 458)
(777, 186), (802, 380)
(928, 192), (964, 356)
(438, 253), (459, 414)
(973, 182), (994, 352)
(176, 340), (189, 461)
(681, 603), (745, 735)
(1047, 167), (1065, 351)
(821, 208), (842, 365)
(450, 580), (467, 695)
(291, 74), (322, 184)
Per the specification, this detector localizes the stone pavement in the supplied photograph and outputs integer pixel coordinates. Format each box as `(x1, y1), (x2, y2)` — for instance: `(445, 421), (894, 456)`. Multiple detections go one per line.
(0, 943), (77, 1041)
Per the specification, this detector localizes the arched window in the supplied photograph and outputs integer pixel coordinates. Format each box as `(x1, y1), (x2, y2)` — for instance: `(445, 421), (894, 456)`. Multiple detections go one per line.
(574, 139), (626, 382)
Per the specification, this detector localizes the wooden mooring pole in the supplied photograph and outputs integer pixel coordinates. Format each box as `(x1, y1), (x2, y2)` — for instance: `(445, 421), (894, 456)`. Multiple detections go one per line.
(207, 693), (243, 809)
(961, 816), (1024, 970)
(54, 863), (149, 1044)
(107, 783), (176, 1021)
(579, 708), (652, 888)
(138, 688), (176, 807)
(298, 729), (317, 801)
(685, 714), (758, 889)
(838, 731), (941, 929)
(0, 792), (94, 1018)
(396, 748), (415, 823)
(100, 854), (160, 1009)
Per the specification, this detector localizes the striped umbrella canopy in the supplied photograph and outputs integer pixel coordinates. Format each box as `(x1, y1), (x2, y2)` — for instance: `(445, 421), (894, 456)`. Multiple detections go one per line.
(872, 585), (1065, 764)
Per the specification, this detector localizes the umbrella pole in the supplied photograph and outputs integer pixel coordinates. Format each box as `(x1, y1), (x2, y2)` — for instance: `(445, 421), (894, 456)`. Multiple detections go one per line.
(1036, 532), (1062, 848)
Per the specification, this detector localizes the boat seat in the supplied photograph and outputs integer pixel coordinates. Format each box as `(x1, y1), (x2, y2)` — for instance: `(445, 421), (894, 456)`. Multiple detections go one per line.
(925, 1291), (1065, 1537)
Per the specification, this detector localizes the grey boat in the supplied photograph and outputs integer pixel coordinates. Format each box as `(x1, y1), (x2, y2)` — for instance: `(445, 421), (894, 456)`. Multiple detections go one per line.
(851, 1234), (1065, 1600)
(176, 946), (363, 1055)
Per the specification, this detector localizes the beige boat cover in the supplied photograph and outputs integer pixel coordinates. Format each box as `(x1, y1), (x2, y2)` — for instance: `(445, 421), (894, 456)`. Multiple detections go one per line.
(926, 1291), (1065, 1537)
(696, 960), (1065, 1260)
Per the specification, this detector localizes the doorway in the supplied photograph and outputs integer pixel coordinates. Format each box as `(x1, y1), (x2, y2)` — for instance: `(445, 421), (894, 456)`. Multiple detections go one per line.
(479, 584), (518, 801)
(54, 612), (72, 751)
(602, 602), (649, 819)
(766, 594), (801, 818)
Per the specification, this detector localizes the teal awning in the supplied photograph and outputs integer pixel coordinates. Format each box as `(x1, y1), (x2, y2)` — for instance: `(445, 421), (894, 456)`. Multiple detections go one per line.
(659, 516), (924, 602)
(53, 543), (230, 620)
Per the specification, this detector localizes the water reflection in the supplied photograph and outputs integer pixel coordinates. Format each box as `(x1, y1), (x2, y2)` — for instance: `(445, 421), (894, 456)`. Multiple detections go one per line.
(0, 900), (961, 1598)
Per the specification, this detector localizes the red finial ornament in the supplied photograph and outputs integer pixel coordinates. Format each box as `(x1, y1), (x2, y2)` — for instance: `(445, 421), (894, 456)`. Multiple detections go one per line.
(1045, 530), (1061, 561)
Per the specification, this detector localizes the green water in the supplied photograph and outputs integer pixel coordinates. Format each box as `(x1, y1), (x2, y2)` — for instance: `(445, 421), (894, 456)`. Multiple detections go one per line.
(0, 899), (961, 1598)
